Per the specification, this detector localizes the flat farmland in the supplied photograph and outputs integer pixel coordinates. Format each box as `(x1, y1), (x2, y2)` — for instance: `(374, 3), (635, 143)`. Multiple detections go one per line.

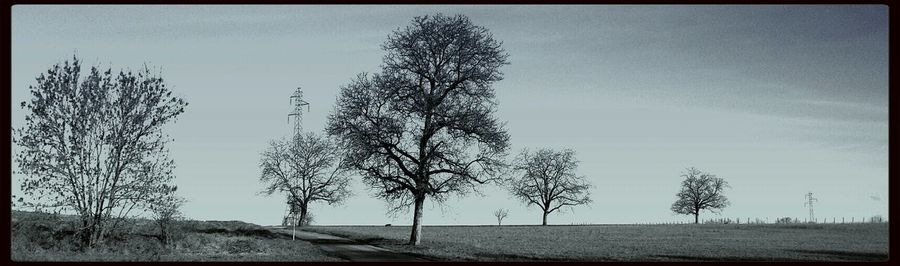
(304, 223), (889, 262)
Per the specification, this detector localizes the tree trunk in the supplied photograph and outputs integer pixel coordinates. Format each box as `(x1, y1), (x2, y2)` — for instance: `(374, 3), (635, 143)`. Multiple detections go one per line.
(159, 220), (169, 245)
(694, 213), (699, 224)
(84, 218), (104, 249)
(542, 211), (549, 226)
(409, 195), (426, 245)
(80, 220), (92, 248)
(299, 206), (309, 227)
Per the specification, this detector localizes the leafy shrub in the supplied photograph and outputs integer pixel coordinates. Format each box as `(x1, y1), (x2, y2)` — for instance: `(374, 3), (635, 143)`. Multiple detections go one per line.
(301, 212), (315, 226)
(11, 211), (82, 251)
(702, 218), (734, 224)
(776, 217), (797, 224)
(148, 194), (186, 246)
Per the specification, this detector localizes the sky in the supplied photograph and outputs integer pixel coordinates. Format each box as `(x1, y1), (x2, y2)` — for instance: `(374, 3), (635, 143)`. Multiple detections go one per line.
(10, 5), (888, 226)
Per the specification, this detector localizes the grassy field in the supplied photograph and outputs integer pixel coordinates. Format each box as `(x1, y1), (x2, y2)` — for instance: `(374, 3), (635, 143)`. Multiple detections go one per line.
(10, 211), (339, 261)
(304, 223), (890, 262)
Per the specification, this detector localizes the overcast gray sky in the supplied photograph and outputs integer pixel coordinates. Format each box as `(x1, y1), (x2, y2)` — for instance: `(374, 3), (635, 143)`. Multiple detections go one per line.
(11, 5), (888, 225)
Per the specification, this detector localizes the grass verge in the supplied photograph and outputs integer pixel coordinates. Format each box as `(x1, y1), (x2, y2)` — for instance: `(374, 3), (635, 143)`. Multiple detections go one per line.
(10, 210), (340, 261)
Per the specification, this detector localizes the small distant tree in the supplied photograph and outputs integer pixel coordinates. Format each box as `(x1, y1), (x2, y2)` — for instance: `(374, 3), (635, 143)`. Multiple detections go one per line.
(148, 187), (185, 246)
(508, 148), (592, 226)
(14, 56), (187, 248)
(259, 132), (352, 228)
(870, 215), (884, 223)
(670, 167), (730, 224)
(493, 208), (509, 226)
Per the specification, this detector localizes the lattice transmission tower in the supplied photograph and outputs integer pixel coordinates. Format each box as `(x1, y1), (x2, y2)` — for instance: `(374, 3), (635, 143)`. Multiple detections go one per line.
(288, 87), (310, 137)
(281, 87), (310, 231)
(804, 192), (818, 223)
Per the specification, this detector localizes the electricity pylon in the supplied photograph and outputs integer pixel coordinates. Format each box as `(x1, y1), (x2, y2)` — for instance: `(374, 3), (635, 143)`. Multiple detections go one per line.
(282, 87), (309, 240)
(804, 192), (818, 223)
(288, 87), (310, 137)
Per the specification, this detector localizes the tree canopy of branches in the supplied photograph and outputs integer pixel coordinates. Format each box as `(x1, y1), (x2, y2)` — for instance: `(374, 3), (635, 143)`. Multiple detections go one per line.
(493, 208), (509, 226)
(13, 56), (187, 248)
(508, 148), (592, 225)
(259, 132), (352, 228)
(326, 14), (510, 245)
(670, 167), (730, 224)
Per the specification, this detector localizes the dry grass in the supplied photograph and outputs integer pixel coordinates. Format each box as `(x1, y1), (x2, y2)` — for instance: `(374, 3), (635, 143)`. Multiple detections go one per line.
(304, 223), (889, 262)
(10, 211), (340, 261)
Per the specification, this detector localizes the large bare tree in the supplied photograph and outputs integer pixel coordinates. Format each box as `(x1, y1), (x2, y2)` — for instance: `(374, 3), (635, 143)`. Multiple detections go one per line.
(326, 14), (510, 245)
(259, 132), (352, 230)
(508, 148), (592, 225)
(670, 167), (730, 224)
(13, 57), (187, 248)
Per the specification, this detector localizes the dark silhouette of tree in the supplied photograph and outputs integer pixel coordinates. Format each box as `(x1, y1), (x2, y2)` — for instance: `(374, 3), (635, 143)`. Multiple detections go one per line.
(259, 132), (352, 229)
(670, 167), (730, 224)
(13, 56), (187, 248)
(327, 14), (510, 245)
(508, 148), (592, 226)
(493, 208), (509, 226)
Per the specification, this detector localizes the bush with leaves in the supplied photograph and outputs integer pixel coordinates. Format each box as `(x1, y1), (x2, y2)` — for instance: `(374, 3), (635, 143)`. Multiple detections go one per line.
(13, 56), (187, 248)
(775, 217), (796, 224)
(147, 186), (185, 246)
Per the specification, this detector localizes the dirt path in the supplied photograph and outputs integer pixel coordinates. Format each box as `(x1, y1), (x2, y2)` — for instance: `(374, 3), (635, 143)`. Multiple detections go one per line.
(268, 227), (429, 262)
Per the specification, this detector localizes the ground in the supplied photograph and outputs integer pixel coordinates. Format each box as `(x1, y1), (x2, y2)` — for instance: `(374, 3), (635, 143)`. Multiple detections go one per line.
(303, 223), (889, 261)
(10, 210), (889, 262)
(270, 227), (428, 261)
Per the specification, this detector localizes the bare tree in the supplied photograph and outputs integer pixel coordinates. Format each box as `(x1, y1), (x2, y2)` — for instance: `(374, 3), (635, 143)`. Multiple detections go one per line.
(508, 148), (592, 226)
(13, 56), (187, 248)
(326, 14), (510, 245)
(670, 167), (730, 224)
(259, 132), (352, 231)
(493, 208), (509, 226)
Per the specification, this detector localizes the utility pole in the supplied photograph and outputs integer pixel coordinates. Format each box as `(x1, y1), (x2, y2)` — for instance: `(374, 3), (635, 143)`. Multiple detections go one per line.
(804, 192), (818, 224)
(285, 87), (310, 240)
